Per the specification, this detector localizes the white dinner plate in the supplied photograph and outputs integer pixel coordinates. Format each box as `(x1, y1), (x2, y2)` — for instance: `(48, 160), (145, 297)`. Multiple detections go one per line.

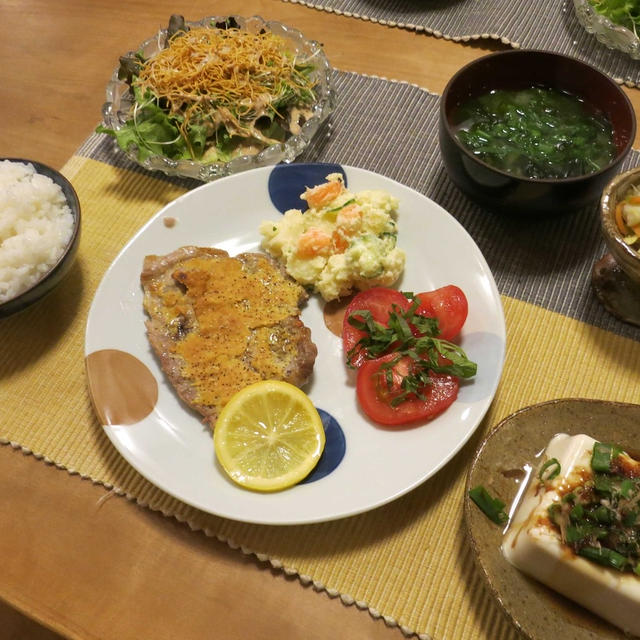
(85, 163), (506, 525)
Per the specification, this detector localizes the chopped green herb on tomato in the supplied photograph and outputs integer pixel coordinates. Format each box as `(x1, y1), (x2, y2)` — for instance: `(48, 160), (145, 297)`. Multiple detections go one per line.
(344, 287), (474, 371)
(342, 288), (412, 368)
(342, 286), (477, 426)
(356, 353), (460, 425)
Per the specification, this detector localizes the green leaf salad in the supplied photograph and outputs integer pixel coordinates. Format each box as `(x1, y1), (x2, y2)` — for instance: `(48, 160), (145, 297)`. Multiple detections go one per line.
(97, 16), (319, 164)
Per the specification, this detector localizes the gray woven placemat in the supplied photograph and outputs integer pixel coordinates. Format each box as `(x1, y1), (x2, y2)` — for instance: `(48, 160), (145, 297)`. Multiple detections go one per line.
(282, 0), (640, 86)
(83, 69), (640, 342)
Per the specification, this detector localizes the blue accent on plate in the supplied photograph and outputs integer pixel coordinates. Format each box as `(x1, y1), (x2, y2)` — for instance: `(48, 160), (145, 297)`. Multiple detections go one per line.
(300, 408), (346, 484)
(268, 163), (347, 214)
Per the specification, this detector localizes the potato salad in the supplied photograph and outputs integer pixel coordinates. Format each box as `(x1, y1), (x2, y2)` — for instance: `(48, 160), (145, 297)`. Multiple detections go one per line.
(259, 174), (405, 300)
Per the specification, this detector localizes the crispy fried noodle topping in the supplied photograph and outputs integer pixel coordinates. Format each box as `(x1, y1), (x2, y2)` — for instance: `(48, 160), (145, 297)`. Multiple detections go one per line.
(134, 26), (316, 149)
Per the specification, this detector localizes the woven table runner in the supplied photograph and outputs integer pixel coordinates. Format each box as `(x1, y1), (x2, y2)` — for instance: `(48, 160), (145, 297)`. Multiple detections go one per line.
(2, 70), (640, 640)
(283, 0), (640, 86)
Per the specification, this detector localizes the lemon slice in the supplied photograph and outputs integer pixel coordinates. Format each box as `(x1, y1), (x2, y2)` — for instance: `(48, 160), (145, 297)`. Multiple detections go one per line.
(214, 380), (325, 492)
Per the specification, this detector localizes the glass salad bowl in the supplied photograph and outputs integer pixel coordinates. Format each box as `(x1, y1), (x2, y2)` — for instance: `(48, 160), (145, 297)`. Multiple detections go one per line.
(99, 15), (336, 182)
(573, 0), (640, 60)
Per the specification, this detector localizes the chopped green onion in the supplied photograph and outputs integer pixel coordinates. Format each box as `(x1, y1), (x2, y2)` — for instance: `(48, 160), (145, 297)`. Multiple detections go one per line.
(538, 458), (561, 482)
(594, 472), (613, 494)
(621, 478), (636, 499)
(468, 485), (508, 525)
(578, 546), (629, 571)
(569, 503), (584, 521)
(565, 523), (607, 544)
(548, 502), (561, 524)
(594, 505), (612, 524)
(544, 438), (640, 576)
(591, 442), (622, 472)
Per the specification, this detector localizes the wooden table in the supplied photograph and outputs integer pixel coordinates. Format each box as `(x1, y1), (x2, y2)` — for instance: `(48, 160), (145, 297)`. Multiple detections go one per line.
(2, 1), (639, 638)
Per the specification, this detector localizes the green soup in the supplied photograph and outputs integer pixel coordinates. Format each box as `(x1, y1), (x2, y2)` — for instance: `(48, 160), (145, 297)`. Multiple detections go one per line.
(453, 86), (616, 180)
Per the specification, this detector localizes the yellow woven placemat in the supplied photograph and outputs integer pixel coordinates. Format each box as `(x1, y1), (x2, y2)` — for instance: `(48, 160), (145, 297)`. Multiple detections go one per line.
(2, 154), (639, 640)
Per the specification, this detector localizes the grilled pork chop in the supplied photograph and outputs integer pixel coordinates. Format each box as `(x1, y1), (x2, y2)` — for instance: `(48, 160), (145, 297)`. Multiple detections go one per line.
(141, 246), (317, 427)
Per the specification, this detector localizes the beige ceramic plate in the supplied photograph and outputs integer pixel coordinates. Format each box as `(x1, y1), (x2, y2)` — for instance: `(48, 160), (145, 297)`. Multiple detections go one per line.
(464, 398), (640, 640)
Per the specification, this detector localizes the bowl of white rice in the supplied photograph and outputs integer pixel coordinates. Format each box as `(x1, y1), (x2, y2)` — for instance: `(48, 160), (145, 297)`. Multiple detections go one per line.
(0, 159), (80, 317)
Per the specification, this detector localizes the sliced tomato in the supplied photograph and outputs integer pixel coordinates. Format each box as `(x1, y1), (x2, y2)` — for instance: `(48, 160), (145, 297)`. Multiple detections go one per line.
(342, 288), (411, 367)
(356, 353), (459, 426)
(415, 285), (468, 341)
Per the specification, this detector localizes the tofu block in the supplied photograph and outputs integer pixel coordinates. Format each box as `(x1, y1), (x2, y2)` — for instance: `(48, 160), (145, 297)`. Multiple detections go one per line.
(501, 433), (640, 637)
